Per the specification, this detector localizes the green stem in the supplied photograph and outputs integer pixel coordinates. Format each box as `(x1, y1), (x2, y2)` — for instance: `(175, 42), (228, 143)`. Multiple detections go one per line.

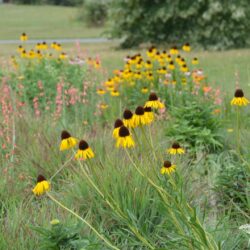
(46, 192), (120, 250)
(236, 106), (240, 154)
(50, 154), (74, 181)
(78, 161), (155, 249)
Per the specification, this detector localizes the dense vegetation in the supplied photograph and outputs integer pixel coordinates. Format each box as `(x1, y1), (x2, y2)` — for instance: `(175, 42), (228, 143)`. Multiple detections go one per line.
(0, 36), (249, 249)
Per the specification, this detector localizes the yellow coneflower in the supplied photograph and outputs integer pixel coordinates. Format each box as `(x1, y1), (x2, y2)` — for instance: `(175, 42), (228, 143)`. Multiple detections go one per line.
(231, 89), (249, 106)
(21, 50), (27, 58)
(20, 32), (28, 41)
(181, 64), (188, 72)
(167, 142), (185, 155)
(161, 50), (167, 58)
(75, 140), (94, 160)
(17, 45), (24, 53)
(60, 130), (78, 151)
(145, 60), (153, 69)
(51, 42), (57, 49)
(116, 126), (135, 148)
(168, 61), (175, 70)
(123, 109), (135, 128)
(36, 50), (43, 59)
(133, 106), (149, 127)
(169, 46), (178, 55)
(175, 55), (181, 64)
(113, 119), (124, 139)
(36, 43), (41, 50)
(179, 58), (186, 66)
(182, 43), (191, 52)
(144, 92), (165, 109)
(100, 103), (108, 110)
(146, 46), (157, 58)
(32, 175), (50, 196)
(144, 107), (154, 124)
(141, 87), (149, 94)
(136, 59), (143, 69)
(192, 57), (199, 65)
(28, 50), (36, 59)
(96, 88), (106, 95)
(166, 54), (172, 62)
(181, 78), (187, 85)
(55, 43), (62, 51)
(59, 52), (67, 60)
(157, 67), (167, 74)
(111, 90), (120, 96)
(41, 41), (48, 50)
(160, 161), (176, 175)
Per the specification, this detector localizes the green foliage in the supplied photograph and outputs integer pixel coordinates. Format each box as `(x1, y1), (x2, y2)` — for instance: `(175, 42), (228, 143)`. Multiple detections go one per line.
(108, 0), (250, 49)
(78, 0), (109, 27)
(166, 97), (223, 152)
(12, 0), (83, 6)
(214, 151), (249, 216)
(32, 220), (100, 249)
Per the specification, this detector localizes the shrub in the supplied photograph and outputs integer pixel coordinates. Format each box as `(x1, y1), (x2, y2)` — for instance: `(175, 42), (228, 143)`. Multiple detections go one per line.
(78, 0), (109, 27)
(166, 97), (224, 152)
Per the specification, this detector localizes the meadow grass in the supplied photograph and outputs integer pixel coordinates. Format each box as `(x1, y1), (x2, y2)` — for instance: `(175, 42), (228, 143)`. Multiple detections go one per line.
(0, 5), (249, 248)
(0, 4), (105, 40)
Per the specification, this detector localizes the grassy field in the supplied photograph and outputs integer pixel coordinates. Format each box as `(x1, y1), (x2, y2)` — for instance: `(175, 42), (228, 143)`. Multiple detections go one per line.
(0, 4), (105, 39)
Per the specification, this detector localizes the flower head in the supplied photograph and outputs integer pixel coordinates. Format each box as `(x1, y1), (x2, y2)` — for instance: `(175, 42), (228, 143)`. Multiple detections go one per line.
(144, 93), (165, 109)
(167, 142), (185, 155)
(111, 90), (120, 96)
(113, 119), (124, 139)
(170, 46), (178, 55)
(141, 87), (149, 94)
(60, 130), (78, 151)
(192, 57), (199, 65)
(96, 88), (106, 95)
(32, 175), (50, 196)
(123, 109), (135, 128)
(75, 140), (94, 160)
(144, 107), (154, 124)
(182, 43), (191, 52)
(20, 32), (28, 41)
(160, 161), (176, 175)
(116, 126), (135, 148)
(133, 106), (149, 126)
(231, 89), (249, 106)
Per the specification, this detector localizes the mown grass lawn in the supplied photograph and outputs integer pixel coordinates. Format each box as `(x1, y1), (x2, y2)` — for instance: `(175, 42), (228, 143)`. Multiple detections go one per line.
(0, 4), (105, 39)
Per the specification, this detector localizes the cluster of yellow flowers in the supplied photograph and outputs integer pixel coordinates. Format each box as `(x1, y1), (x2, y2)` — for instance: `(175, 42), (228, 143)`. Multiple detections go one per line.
(17, 33), (67, 60)
(96, 43), (199, 100)
(32, 91), (187, 196)
(32, 130), (95, 196)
